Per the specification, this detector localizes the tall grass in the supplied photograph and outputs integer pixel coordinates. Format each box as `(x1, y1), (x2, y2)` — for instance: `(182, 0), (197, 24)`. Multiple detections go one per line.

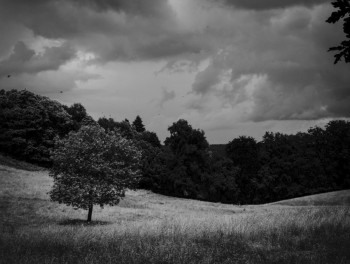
(1, 164), (350, 263)
(1, 207), (349, 264)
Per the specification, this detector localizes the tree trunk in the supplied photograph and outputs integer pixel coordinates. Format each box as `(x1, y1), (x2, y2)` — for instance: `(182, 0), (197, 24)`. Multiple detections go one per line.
(87, 203), (93, 222)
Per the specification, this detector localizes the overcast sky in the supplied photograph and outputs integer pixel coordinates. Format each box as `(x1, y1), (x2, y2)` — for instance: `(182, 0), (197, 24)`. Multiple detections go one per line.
(1, 0), (349, 143)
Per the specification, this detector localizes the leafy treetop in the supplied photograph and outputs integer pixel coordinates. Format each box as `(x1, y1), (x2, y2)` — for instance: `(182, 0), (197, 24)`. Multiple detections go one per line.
(326, 0), (350, 63)
(165, 119), (209, 157)
(0, 89), (73, 166)
(132, 115), (146, 133)
(49, 125), (141, 221)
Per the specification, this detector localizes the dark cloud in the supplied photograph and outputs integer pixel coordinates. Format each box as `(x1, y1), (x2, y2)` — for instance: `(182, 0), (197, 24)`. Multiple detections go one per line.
(138, 36), (203, 60)
(192, 66), (222, 95)
(215, 0), (331, 10)
(0, 0), (170, 17)
(70, 0), (171, 17)
(188, 4), (350, 121)
(0, 0), (195, 62)
(0, 41), (76, 78)
(1, 0), (349, 129)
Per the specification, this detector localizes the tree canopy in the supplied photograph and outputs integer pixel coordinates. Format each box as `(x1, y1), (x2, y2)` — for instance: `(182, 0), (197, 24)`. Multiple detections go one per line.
(63, 103), (91, 131)
(149, 119), (241, 201)
(132, 115), (146, 132)
(3, 89), (350, 206)
(0, 89), (96, 166)
(98, 117), (136, 139)
(326, 0), (350, 63)
(49, 125), (141, 222)
(226, 136), (259, 203)
(0, 89), (72, 166)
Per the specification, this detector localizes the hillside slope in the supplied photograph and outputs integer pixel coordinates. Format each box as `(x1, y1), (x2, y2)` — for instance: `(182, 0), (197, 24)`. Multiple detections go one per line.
(269, 190), (350, 206)
(1, 158), (350, 263)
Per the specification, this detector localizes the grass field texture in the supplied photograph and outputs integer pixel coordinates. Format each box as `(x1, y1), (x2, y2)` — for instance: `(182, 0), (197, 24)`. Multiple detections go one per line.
(0, 158), (350, 264)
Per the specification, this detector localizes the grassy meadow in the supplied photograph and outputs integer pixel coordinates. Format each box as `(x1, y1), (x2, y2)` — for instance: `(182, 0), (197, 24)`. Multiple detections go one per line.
(1, 157), (350, 263)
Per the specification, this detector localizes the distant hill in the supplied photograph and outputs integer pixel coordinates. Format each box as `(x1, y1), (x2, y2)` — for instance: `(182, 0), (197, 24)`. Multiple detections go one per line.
(269, 190), (350, 206)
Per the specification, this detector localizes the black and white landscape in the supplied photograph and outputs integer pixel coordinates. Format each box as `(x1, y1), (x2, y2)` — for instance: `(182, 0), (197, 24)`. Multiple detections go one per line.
(0, 0), (350, 263)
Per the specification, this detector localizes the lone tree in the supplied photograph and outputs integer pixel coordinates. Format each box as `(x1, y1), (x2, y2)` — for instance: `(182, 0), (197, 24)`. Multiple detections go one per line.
(132, 115), (146, 132)
(49, 125), (141, 222)
(326, 0), (350, 63)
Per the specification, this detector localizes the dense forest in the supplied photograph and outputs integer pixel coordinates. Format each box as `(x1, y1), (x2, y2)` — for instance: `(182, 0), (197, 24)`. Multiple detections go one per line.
(0, 89), (94, 166)
(1, 89), (349, 204)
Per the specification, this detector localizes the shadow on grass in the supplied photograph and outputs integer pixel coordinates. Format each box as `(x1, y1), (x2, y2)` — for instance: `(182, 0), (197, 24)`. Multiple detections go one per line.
(59, 219), (111, 226)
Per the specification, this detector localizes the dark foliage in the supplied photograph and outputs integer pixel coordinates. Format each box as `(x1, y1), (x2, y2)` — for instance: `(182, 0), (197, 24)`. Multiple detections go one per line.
(209, 144), (227, 158)
(143, 119), (240, 202)
(63, 103), (89, 131)
(97, 117), (118, 132)
(162, 119), (212, 199)
(97, 116), (162, 190)
(326, 0), (350, 63)
(206, 154), (240, 203)
(0, 89), (94, 166)
(50, 125), (141, 221)
(226, 136), (259, 203)
(0, 90), (71, 166)
(144, 119), (350, 205)
(226, 120), (350, 204)
(138, 131), (161, 148)
(132, 115), (146, 132)
(105, 117), (350, 205)
(98, 117), (136, 139)
(2, 89), (349, 205)
(136, 142), (165, 190)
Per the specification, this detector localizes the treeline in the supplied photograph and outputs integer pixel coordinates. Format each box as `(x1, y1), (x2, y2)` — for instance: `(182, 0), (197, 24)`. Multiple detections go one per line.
(1, 89), (349, 204)
(0, 89), (160, 167)
(0, 89), (95, 166)
(140, 119), (241, 203)
(139, 119), (350, 204)
(225, 124), (350, 203)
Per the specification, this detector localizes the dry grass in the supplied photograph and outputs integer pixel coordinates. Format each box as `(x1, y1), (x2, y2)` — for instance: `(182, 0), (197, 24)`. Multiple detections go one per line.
(1, 162), (350, 264)
(270, 190), (350, 206)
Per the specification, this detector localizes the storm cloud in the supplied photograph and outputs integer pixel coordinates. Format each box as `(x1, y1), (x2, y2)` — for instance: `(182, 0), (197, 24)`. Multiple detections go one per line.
(215, 0), (331, 10)
(0, 41), (75, 77)
(0, 0), (200, 62)
(0, 0), (349, 141)
(187, 3), (350, 122)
